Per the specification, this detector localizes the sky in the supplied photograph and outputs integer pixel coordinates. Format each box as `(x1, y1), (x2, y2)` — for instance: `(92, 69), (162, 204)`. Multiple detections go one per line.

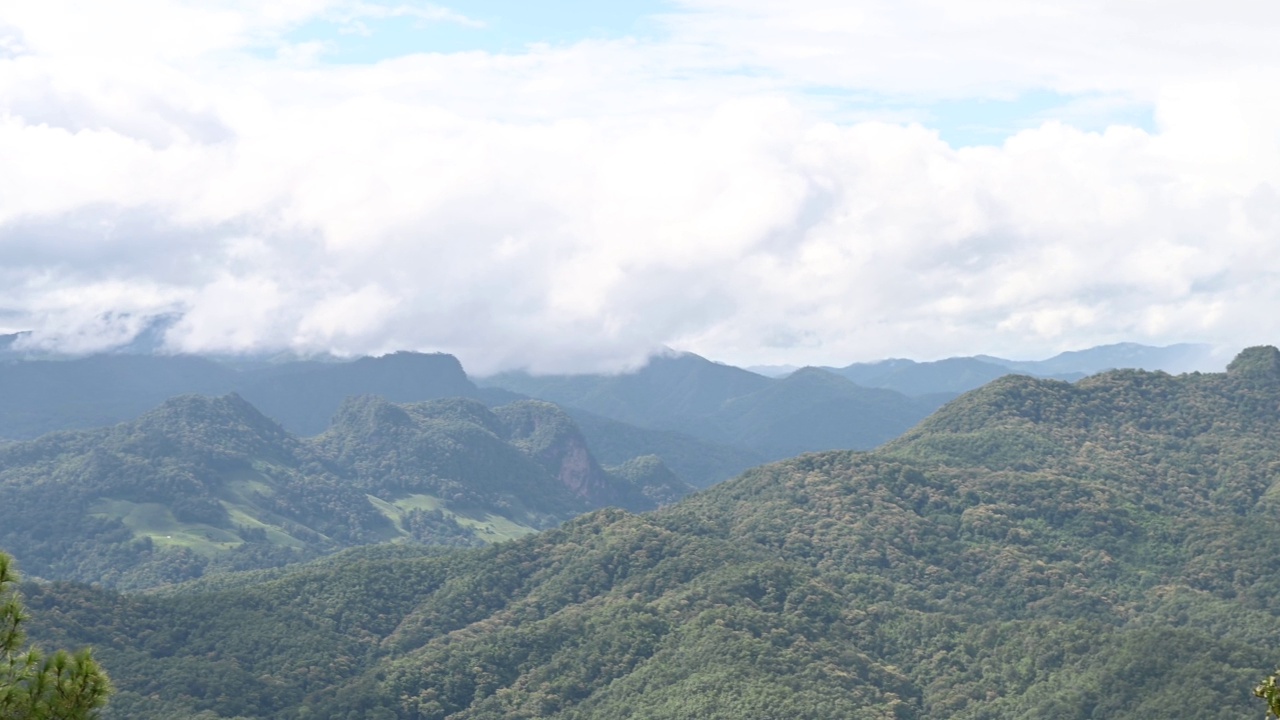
(1, 1), (1278, 374)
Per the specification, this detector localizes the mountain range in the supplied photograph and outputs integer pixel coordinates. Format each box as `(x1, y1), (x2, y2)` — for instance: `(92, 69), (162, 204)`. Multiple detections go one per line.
(752, 342), (1227, 395)
(0, 393), (691, 589)
(482, 353), (950, 462)
(13, 345), (1280, 719)
(0, 341), (1220, 485)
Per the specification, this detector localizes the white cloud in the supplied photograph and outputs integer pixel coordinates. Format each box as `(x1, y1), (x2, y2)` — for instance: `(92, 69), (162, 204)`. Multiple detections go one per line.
(0, 1), (1278, 372)
(664, 0), (1280, 99)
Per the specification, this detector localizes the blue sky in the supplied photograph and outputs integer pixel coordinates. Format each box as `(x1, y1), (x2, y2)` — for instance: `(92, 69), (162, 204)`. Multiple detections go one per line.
(280, 1), (1156, 148)
(283, 0), (672, 58)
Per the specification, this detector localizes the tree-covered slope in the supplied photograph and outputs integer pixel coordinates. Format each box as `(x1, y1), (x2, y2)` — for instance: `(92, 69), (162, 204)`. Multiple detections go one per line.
(18, 347), (1280, 719)
(0, 395), (690, 589)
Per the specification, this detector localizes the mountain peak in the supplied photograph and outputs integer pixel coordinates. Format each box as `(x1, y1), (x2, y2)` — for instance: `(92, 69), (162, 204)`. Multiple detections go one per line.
(1227, 345), (1280, 378)
(133, 392), (294, 456)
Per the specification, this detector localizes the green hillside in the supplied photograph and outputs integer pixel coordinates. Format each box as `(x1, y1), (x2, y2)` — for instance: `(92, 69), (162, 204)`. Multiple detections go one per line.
(14, 347), (1280, 718)
(0, 394), (690, 589)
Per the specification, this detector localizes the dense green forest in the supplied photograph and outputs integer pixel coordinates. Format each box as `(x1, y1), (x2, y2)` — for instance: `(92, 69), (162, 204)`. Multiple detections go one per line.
(11, 346), (1280, 718)
(0, 394), (689, 589)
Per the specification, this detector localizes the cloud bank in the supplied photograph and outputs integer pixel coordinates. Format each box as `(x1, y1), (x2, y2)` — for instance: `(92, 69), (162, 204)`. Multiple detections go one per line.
(1, 0), (1279, 373)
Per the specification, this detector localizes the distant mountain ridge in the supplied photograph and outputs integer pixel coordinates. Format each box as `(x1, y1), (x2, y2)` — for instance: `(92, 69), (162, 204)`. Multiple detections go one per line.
(813, 342), (1226, 396)
(0, 351), (481, 440)
(481, 352), (950, 462)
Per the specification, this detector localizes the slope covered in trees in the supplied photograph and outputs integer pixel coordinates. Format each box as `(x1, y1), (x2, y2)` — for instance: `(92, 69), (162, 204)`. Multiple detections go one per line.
(0, 394), (690, 589)
(13, 346), (1280, 718)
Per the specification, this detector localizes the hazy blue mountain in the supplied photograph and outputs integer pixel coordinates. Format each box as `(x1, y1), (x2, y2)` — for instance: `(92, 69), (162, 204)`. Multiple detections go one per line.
(712, 367), (949, 459)
(0, 354), (240, 439)
(0, 331), (27, 351)
(825, 356), (1024, 395)
(481, 353), (944, 462)
(0, 351), (489, 440)
(484, 351), (774, 430)
(976, 341), (1226, 376)
(823, 342), (1222, 397)
(565, 407), (767, 488)
(743, 363), (800, 377)
(236, 352), (480, 435)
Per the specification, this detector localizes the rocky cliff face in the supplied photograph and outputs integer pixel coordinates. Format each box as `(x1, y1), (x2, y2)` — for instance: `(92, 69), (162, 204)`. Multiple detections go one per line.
(496, 400), (620, 504)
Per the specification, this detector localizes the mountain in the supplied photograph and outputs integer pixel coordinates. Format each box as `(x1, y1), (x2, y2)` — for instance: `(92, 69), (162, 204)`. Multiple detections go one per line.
(825, 342), (1223, 397)
(18, 346), (1280, 719)
(484, 351), (775, 430)
(0, 351), (488, 440)
(236, 352), (482, 436)
(976, 341), (1226, 376)
(826, 355), (1049, 395)
(0, 350), (738, 489)
(482, 353), (946, 462)
(712, 367), (948, 458)
(0, 394), (690, 589)
(564, 407), (766, 488)
(0, 354), (240, 439)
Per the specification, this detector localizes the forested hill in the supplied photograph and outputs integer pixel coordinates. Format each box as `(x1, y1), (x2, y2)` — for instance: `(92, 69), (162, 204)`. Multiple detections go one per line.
(18, 346), (1280, 719)
(0, 393), (691, 589)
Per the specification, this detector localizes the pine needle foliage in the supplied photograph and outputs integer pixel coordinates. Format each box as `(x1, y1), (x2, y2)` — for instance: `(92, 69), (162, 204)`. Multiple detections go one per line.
(0, 553), (111, 719)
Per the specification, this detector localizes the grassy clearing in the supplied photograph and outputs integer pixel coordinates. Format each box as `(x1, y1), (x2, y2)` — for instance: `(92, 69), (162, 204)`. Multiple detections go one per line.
(221, 504), (306, 549)
(363, 493), (539, 544)
(88, 485), (539, 562)
(453, 512), (537, 542)
(89, 499), (243, 556)
(391, 494), (446, 512)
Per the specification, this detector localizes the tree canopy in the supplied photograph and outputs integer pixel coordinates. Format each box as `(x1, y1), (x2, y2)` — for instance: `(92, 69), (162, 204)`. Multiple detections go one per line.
(0, 553), (111, 719)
